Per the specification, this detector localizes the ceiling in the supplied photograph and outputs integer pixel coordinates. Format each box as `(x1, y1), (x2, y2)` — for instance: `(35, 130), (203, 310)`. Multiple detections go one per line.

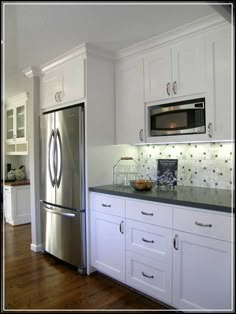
(3, 2), (220, 97)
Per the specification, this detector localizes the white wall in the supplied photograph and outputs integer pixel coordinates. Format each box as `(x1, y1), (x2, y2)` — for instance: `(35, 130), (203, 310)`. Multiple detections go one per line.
(88, 144), (138, 187)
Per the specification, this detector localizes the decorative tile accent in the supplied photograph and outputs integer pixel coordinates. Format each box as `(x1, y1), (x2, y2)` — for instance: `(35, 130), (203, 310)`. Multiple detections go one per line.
(138, 142), (234, 190)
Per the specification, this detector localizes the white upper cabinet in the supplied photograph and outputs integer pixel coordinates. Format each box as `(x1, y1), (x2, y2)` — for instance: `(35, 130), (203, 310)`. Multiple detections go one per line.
(41, 57), (85, 110)
(144, 35), (205, 103)
(116, 57), (145, 144)
(171, 36), (205, 98)
(144, 46), (171, 102)
(205, 24), (232, 141)
(5, 92), (28, 155)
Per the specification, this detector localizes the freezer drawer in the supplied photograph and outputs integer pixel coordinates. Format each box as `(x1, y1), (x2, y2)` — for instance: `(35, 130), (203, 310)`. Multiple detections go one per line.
(41, 203), (86, 273)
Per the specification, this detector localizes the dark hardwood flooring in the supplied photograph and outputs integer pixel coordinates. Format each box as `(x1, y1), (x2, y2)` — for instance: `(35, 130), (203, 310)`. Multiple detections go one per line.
(2, 222), (170, 312)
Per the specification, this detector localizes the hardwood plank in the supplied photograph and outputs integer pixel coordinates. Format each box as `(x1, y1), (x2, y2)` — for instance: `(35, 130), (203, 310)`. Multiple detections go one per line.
(2, 222), (169, 311)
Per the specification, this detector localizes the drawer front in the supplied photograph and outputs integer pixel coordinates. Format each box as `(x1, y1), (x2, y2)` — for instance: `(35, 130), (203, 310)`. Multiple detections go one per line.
(90, 193), (125, 217)
(126, 199), (172, 228)
(173, 207), (232, 242)
(126, 219), (172, 263)
(126, 251), (172, 304)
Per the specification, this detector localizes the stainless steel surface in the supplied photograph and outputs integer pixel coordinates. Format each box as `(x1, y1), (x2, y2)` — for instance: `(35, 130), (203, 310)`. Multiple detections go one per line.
(151, 126), (205, 136)
(150, 102), (204, 116)
(142, 237), (154, 243)
(41, 202), (86, 272)
(55, 106), (85, 210)
(195, 221), (212, 228)
(173, 234), (179, 250)
(208, 122), (213, 137)
(139, 128), (144, 141)
(41, 112), (55, 205)
(166, 82), (171, 96)
(40, 104), (86, 272)
(142, 272), (154, 279)
(173, 81), (177, 94)
(141, 211), (154, 216)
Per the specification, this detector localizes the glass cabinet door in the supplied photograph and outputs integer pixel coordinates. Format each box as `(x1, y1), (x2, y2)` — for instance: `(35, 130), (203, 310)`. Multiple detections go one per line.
(16, 105), (26, 140)
(6, 108), (14, 141)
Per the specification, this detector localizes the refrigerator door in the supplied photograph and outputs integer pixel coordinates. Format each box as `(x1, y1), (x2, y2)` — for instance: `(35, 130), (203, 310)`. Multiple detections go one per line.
(55, 106), (85, 210)
(41, 202), (86, 272)
(40, 112), (56, 205)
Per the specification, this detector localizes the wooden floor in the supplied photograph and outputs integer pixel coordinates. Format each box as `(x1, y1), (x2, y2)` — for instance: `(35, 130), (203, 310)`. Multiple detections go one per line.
(2, 221), (169, 312)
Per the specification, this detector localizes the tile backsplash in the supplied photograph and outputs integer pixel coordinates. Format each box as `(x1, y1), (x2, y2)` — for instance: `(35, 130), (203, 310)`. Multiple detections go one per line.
(138, 142), (234, 190)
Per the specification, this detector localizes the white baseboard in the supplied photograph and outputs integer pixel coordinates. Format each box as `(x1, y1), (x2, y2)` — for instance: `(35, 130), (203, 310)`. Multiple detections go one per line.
(30, 243), (43, 252)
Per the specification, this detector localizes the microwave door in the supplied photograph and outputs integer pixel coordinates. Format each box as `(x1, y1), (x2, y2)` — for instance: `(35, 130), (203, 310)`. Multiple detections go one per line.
(150, 104), (205, 136)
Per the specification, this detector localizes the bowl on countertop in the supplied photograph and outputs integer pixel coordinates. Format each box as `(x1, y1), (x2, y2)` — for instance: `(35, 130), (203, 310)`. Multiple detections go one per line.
(130, 179), (156, 191)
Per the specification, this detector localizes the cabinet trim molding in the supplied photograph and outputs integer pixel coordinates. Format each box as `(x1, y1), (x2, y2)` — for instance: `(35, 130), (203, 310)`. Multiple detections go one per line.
(116, 14), (226, 60)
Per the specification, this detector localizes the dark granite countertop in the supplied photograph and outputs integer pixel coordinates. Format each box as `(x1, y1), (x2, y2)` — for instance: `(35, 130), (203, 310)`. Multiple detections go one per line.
(89, 185), (234, 214)
(1, 179), (30, 186)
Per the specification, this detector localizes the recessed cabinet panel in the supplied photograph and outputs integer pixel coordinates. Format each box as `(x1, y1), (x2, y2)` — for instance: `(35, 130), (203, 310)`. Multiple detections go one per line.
(144, 46), (172, 102)
(171, 36), (205, 97)
(91, 211), (125, 283)
(41, 57), (85, 110)
(173, 231), (231, 310)
(116, 57), (145, 144)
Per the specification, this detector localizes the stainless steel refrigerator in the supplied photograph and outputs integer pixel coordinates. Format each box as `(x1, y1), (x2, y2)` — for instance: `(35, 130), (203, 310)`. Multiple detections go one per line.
(40, 104), (86, 273)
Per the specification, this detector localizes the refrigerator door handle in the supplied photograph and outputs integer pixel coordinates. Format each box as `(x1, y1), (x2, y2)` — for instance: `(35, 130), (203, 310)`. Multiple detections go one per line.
(48, 129), (55, 187)
(55, 128), (62, 188)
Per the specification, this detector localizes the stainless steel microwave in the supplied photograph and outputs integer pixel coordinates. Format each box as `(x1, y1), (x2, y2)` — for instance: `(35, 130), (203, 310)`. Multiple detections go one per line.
(148, 98), (206, 137)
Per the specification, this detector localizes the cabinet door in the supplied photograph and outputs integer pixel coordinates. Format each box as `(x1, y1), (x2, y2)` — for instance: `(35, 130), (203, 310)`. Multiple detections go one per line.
(91, 211), (125, 282)
(6, 107), (14, 142)
(4, 187), (13, 224)
(15, 104), (26, 141)
(41, 69), (61, 109)
(144, 46), (172, 102)
(171, 35), (205, 98)
(173, 231), (232, 310)
(205, 24), (232, 141)
(61, 57), (85, 104)
(116, 57), (145, 144)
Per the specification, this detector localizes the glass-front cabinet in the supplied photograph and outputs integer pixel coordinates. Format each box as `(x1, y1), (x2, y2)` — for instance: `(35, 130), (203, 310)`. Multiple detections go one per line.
(5, 92), (28, 155)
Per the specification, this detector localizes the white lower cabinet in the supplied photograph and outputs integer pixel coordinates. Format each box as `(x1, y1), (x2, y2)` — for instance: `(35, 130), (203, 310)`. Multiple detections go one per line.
(90, 210), (125, 283)
(89, 193), (233, 310)
(172, 231), (232, 310)
(126, 219), (172, 304)
(4, 185), (31, 225)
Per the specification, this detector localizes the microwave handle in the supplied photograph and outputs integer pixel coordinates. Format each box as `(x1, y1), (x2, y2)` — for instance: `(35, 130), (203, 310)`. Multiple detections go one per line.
(208, 122), (213, 138)
(150, 102), (204, 116)
(139, 129), (144, 142)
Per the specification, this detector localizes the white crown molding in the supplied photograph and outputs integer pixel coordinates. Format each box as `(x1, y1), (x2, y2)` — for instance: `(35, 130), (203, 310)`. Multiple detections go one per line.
(23, 66), (41, 78)
(40, 43), (87, 73)
(116, 13), (227, 60)
(7, 92), (28, 105)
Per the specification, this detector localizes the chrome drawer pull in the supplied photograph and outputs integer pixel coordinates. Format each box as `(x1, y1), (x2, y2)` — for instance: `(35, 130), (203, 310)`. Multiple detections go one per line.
(142, 271), (154, 279)
(195, 221), (212, 228)
(142, 237), (154, 243)
(141, 211), (154, 216)
(102, 203), (111, 207)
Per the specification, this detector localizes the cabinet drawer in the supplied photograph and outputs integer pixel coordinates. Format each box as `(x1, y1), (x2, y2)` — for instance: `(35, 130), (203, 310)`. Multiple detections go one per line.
(90, 193), (125, 217)
(126, 251), (172, 304)
(126, 219), (172, 263)
(126, 199), (172, 228)
(173, 207), (232, 242)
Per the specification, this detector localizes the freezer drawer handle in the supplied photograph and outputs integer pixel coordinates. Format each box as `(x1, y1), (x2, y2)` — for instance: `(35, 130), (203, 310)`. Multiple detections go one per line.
(141, 211), (154, 216)
(195, 221), (212, 228)
(44, 207), (75, 217)
(142, 272), (154, 279)
(142, 237), (154, 244)
(102, 203), (111, 207)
